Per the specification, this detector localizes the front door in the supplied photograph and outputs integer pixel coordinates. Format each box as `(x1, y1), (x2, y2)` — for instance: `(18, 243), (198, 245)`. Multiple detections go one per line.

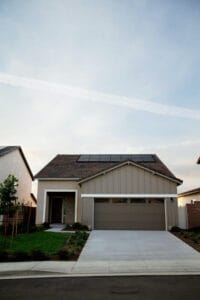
(51, 197), (63, 223)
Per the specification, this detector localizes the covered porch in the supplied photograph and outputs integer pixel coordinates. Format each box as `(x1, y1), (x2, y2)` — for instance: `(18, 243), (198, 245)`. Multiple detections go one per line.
(43, 190), (77, 224)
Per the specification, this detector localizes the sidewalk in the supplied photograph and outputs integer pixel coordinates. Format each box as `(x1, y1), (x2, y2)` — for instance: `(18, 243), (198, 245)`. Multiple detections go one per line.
(1, 258), (200, 279)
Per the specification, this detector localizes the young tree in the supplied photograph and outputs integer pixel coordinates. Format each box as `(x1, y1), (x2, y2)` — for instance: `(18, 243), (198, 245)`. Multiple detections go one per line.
(0, 175), (19, 248)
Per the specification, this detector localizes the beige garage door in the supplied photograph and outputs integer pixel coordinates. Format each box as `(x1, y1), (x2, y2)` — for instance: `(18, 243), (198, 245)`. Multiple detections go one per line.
(94, 198), (165, 230)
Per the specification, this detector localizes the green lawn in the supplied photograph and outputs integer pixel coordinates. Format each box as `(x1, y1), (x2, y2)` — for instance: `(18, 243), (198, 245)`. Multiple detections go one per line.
(0, 232), (71, 254)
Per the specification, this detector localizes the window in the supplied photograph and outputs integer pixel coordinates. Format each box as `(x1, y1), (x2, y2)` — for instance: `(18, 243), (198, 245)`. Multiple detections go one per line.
(147, 199), (164, 204)
(130, 198), (145, 204)
(95, 198), (110, 203)
(112, 198), (129, 204)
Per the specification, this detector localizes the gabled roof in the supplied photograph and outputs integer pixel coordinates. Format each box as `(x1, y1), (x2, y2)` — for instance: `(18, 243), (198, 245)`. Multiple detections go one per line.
(35, 154), (182, 185)
(178, 187), (200, 197)
(0, 146), (33, 180)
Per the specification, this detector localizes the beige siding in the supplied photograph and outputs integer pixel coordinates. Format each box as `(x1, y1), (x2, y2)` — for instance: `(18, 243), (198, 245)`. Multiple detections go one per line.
(36, 180), (81, 224)
(63, 193), (75, 224)
(81, 197), (94, 229)
(166, 198), (178, 229)
(81, 164), (177, 194)
(0, 149), (33, 206)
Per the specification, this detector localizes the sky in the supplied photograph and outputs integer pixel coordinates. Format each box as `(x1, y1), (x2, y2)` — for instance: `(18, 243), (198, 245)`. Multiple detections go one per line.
(0, 0), (200, 192)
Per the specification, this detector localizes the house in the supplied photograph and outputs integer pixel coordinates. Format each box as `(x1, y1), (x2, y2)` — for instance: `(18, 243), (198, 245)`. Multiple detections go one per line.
(178, 188), (200, 229)
(35, 154), (182, 230)
(0, 146), (36, 207)
(177, 156), (200, 229)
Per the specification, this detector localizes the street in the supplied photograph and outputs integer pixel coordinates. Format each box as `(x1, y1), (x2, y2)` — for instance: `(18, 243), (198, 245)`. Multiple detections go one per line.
(0, 275), (200, 300)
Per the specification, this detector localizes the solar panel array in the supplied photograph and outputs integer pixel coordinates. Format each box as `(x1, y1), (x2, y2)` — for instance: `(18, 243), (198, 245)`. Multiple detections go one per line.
(78, 154), (155, 163)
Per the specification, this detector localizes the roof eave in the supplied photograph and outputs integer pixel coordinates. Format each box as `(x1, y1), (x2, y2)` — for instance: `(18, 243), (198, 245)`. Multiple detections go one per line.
(35, 177), (80, 181)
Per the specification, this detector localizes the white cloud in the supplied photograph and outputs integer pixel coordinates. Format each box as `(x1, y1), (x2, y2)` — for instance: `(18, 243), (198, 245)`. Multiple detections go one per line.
(0, 72), (200, 120)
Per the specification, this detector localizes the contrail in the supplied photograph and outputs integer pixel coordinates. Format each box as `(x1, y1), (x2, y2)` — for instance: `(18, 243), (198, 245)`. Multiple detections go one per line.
(0, 72), (200, 120)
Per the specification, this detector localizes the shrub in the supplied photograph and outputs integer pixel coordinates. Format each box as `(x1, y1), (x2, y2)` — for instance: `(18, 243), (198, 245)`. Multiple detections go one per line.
(57, 247), (69, 260)
(72, 222), (89, 231)
(30, 249), (49, 261)
(170, 226), (182, 232)
(35, 222), (50, 232)
(0, 250), (8, 262)
(13, 251), (30, 261)
(42, 222), (50, 229)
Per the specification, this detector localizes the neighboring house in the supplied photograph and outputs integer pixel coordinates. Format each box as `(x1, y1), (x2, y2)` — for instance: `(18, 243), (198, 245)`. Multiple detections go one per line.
(178, 188), (200, 229)
(177, 157), (200, 229)
(0, 146), (36, 207)
(35, 154), (182, 231)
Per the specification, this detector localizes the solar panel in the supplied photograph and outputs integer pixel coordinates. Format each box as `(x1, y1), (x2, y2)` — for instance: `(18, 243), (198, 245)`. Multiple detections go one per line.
(78, 154), (155, 163)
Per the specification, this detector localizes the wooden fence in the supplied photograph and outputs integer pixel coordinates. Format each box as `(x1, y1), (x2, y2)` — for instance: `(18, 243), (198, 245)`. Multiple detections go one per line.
(186, 201), (200, 229)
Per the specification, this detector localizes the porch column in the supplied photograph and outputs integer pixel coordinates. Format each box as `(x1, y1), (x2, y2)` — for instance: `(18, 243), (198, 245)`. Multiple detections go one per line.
(164, 198), (168, 231)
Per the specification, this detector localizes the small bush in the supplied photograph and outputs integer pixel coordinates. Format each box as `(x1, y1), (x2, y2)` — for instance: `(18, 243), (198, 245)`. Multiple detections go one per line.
(0, 250), (8, 262)
(63, 222), (89, 231)
(30, 249), (49, 261)
(57, 247), (69, 260)
(170, 226), (182, 232)
(42, 222), (50, 229)
(72, 222), (89, 231)
(13, 251), (30, 261)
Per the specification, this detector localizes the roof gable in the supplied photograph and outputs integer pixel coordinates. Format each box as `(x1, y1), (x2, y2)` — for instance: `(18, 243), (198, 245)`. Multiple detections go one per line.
(0, 146), (33, 179)
(79, 160), (182, 185)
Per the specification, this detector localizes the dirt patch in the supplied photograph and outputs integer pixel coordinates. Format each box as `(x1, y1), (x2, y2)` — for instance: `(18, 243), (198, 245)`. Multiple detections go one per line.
(172, 232), (200, 252)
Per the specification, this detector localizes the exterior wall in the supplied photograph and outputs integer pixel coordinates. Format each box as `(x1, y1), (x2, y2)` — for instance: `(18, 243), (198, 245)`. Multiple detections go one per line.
(36, 180), (81, 224)
(80, 165), (178, 230)
(166, 198), (178, 230)
(36, 164), (178, 228)
(0, 149), (34, 206)
(178, 193), (200, 229)
(81, 164), (177, 194)
(63, 193), (75, 224)
(81, 197), (94, 230)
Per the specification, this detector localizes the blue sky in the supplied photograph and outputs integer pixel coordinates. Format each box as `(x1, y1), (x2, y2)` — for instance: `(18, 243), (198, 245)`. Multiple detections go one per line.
(0, 0), (200, 191)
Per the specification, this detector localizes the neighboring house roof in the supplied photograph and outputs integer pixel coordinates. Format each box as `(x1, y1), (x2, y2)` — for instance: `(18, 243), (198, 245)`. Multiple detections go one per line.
(0, 146), (34, 180)
(35, 154), (182, 185)
(31, 193), (37, 204)
(178, 187), (200, 197)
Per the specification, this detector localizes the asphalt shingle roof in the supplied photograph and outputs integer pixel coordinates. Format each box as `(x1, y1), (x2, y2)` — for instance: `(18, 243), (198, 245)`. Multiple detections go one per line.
(35, 154), (182, 184)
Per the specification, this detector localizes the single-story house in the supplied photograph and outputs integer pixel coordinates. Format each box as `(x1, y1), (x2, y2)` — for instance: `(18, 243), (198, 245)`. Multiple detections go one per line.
(0, 146), (36, 207)
(35, 154), (182, 230)
(178, 187), (200, 229)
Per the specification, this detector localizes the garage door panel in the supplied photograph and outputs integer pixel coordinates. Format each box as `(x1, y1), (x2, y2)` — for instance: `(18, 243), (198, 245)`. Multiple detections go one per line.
(94, 200), (165, 230)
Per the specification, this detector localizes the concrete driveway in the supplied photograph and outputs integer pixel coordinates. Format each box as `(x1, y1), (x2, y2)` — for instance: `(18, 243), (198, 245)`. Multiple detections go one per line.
(73, 230), (200, 274)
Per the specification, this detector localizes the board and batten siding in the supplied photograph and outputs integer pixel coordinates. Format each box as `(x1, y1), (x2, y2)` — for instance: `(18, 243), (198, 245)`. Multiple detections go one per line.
(80, 164), (177, 194)
(81, 197), (94, 230)
(81, 164), (178, 230)
(166, 197), (178, 229)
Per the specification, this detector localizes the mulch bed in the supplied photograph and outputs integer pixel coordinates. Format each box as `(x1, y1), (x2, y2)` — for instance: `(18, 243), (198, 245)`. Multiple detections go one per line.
(172, 232), (200, 252)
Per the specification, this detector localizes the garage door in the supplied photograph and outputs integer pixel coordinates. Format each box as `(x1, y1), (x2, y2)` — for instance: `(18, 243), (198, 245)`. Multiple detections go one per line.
(94, 198), (165, 230)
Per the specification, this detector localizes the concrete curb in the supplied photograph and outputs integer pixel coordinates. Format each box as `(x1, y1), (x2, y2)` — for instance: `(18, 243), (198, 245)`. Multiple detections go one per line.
(0, 271), (200, 280)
